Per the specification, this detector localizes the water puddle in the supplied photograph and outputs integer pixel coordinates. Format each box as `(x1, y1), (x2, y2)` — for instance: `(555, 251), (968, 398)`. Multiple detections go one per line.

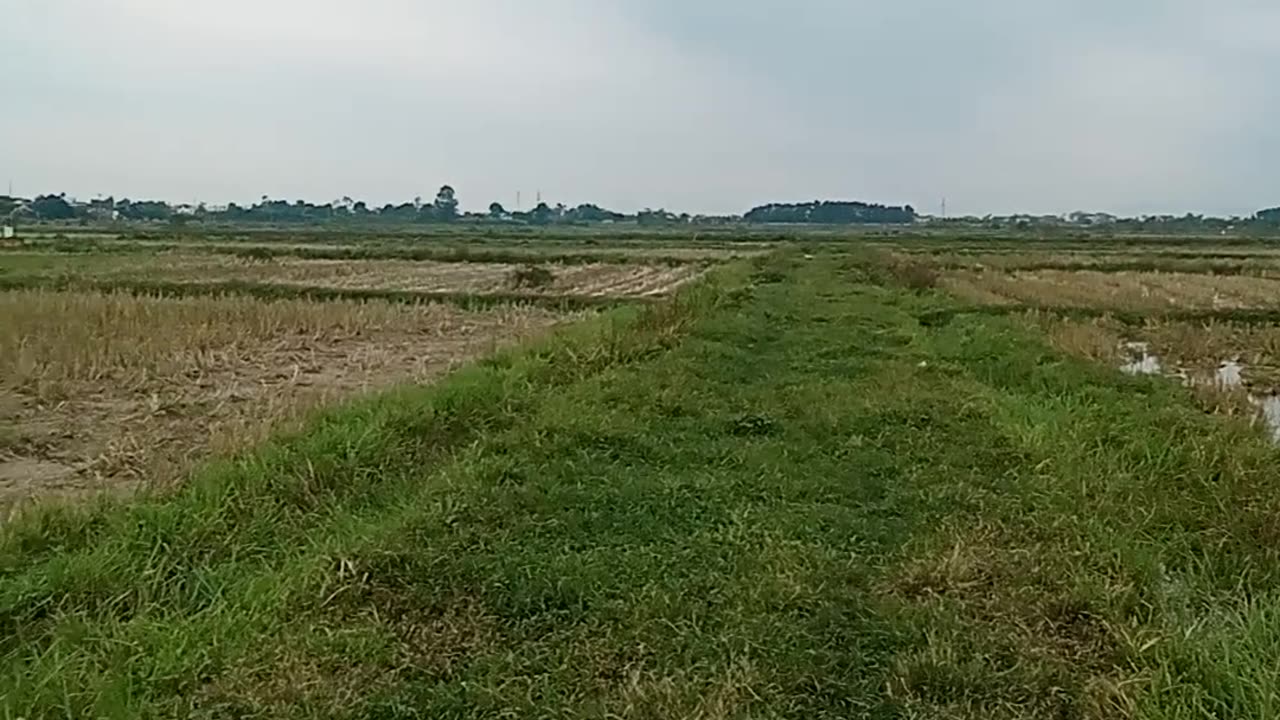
(1121, 342), (1162, 376)
(1216, 360), (1245, 389)
(1260, 396), (1280, 443)
(1118, 345), (1280, 444)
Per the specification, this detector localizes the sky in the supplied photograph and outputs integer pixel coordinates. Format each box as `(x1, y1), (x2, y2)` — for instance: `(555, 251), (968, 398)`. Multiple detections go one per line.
(3, 0), (1278, 217)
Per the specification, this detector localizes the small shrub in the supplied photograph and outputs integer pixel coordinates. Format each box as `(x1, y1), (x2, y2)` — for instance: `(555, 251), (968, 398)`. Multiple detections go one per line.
(508, 265), (555, 289)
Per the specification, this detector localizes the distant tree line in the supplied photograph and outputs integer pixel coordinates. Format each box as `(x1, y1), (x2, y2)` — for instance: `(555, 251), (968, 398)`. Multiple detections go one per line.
(744, 201), (916, 225)
(487, 201), (631, 225)
(1, 187), (743, 227)
(7, 188), (1280, 230)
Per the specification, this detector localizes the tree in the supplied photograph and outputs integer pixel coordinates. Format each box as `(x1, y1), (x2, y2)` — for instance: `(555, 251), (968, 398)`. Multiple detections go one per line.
(434, 185), (459, 222)
(563, 203), (625, 223)
(530, 202), (553, 225)
(488, 202), (507, 219)
(381, 202), (418, 222)
(0, 196), (23, 218)
(31, 194), (76, 220)
(1259, 207), (1280, 223)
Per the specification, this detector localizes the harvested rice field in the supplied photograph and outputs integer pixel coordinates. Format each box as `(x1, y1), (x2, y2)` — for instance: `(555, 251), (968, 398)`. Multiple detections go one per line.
(13, 237), (774, 262)
(0, 289), (567, 513)
(901, 250), (1280, 275)
(940, 268), (1280, 312)
(0, 252), (708, 299)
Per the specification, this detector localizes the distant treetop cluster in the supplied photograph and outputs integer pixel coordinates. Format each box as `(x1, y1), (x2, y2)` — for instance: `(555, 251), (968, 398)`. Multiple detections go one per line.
(3, 189), (1279, 229)
(744, 201), (916, 225)
(2, 187), (925, 227)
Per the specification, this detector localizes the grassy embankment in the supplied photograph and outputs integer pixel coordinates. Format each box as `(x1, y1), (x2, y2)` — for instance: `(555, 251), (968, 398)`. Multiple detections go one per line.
(4, 252), (1280, 717)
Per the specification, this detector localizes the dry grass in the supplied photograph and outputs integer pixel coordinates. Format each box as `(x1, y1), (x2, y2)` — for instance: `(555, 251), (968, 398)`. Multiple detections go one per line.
(1033, 314), (1280, 383)
(1031, 313), (1280, 439)
(907, 250), (1280, 274)
(6, 253), (708, 299)
(943, 269), (1280, 312)
(1031, 314), (1126, 364)
(0, 290), (567, 511)
(22, 237), (773, 262)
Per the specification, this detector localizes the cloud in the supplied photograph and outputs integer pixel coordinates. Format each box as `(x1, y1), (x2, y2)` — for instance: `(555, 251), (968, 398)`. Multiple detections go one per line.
(2, 0), (1278, 215)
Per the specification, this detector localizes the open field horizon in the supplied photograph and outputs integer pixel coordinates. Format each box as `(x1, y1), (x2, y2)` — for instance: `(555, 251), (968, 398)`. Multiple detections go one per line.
(4, 227), (1280, 716)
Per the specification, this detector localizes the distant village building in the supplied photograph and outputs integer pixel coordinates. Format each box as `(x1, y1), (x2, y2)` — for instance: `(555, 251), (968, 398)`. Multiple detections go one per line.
(1068, 211), (1117, 225)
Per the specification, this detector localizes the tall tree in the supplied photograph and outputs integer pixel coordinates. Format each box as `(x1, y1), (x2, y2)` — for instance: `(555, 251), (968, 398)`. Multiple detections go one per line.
(530, 202), (553, 226)
(434, 185), (459, 222)
(31, 194), (76, 220)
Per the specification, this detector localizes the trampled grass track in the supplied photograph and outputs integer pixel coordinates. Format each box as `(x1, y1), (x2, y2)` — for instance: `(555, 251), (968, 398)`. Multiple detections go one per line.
(2, 252), (1279, 717)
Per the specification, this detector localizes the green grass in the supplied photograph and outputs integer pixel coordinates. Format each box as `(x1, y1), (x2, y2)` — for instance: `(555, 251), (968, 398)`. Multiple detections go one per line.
(4, 252), (1280, 717)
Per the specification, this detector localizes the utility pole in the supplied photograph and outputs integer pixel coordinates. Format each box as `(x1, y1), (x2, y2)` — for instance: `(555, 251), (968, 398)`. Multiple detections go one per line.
(941, 197), (947, 220)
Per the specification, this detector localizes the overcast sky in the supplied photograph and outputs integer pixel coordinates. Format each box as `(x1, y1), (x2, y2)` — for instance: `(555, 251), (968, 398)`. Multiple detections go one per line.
(3, 0), (1278, 216)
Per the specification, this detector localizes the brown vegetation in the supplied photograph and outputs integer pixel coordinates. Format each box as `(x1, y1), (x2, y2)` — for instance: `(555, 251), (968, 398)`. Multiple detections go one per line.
(5, 253), (708, 299)
(0, 290), (567, 512)
(943, 269), (1280, 312)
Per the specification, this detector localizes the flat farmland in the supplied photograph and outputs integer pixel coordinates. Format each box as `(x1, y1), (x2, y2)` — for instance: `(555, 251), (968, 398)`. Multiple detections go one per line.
(0, 252), (707, 300)
(12, 233), (776, 263)
(0, 289), (566, 513)
(940, 268), (1280, 312)
(907, 249), (1280, 275)
(12, 236), (1280, 717)
(882, 240), (1280, 447)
